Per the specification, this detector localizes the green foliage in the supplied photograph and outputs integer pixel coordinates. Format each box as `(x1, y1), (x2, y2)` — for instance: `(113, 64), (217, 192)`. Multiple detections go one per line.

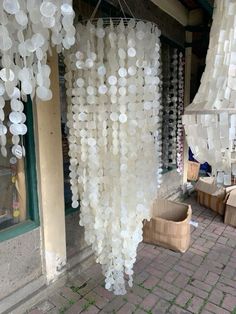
(82, 298), (96, 311)
(137, 283), (152, 292)
(231, 307), (236, 314)
(70, 285), (80, 294)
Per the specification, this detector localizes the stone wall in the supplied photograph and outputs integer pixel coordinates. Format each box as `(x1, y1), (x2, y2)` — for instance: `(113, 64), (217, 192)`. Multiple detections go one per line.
(0, 228), (42, 301)
(66, 211), (88, 258)
(65, 211), (94, 271)
(158, 169), (182, 199)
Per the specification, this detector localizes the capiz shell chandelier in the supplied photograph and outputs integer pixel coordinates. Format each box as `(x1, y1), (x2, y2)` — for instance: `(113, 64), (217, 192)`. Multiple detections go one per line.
(64, 18), (162, 295)
(183, 0), (236, 178)
(0, 0), (75, 159)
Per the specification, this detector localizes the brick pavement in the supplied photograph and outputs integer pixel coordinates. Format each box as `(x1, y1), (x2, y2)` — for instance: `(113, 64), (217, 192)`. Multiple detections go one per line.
(28, 195), (236, 314)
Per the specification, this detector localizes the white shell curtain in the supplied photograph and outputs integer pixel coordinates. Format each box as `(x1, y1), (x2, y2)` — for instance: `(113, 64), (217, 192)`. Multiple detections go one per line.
(162, 45), (185, 172)
(0, 0), (75, 161)
(169, 50), (178, 165)
(183, 0), (236, 178)
(161, 43), (172, 169)
(177, 51), (184, 174)
(64, 18), (161, 295)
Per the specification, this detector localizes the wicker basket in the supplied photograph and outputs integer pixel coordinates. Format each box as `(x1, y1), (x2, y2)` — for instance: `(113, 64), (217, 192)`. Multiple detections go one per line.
(187, 161), (200, 181)
(197, 190), (225, 216)
(224, 188), (236, 226)
(224, 205), (236, 227)
(195, 177), (227, 216)
(143, 199), (192, 253)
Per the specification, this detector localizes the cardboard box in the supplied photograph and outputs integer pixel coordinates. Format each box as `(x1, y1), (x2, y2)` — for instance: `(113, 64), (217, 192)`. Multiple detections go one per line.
(195, 177), (226, 215)
(187, 161), (200, 181)
(224, 188), (236, 227)
(143, 199), (192, 253)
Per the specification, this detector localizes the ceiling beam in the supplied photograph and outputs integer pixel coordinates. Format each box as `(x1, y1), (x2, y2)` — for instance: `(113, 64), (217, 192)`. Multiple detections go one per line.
(185, 25), (210, 32)
(150, 0), (189, 26)
(188, 8), (204, 26)
(101, 0), (185, 47)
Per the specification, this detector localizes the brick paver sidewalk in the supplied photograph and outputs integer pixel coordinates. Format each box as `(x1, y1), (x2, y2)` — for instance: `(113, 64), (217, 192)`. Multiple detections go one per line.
(29, 195), (236, 314)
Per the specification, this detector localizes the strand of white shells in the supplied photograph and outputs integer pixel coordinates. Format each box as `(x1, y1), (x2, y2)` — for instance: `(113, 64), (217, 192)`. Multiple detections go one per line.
(0, 0), (75, 159)
(156, 61), (163, 188)
(64, 18), (161, 295)
(161, 45), (171, 168)
(176, 51), (184, 174)
(162, 47), (180, 169)
(168, 49), (178, 165)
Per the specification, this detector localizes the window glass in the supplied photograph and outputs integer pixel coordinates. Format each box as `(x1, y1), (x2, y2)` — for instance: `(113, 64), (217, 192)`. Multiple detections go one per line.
(0, 105), (26, 230)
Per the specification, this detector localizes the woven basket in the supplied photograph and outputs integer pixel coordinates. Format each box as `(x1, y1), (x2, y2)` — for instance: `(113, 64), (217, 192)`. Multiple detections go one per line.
(187, 161), (200, 181)
(197, 190), (225, 216)
(224, 205), (236, 227)
(143, 199), (192, 253)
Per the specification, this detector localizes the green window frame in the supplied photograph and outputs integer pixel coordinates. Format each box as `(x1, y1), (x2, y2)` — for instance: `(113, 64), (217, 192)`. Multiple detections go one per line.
(0, 97), (39, 242)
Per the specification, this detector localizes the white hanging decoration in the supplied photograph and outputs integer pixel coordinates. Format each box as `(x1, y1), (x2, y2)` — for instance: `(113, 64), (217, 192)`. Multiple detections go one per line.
(64, 18), (161, 295)
(0, 0), (75, 158)
(161, 44), (171, 169)
(156, 58), (163, 188)
(162, 47), (181, 169)
(183, 0), (236, 178)
(176, 51), (184, 174)
(168, 49), (178, 165)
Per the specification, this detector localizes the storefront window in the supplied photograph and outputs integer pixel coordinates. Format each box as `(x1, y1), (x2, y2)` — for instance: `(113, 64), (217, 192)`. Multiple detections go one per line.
(0, 103), (27, 230)
(0, 97), (39, 237)
(0, 158), (26, 230)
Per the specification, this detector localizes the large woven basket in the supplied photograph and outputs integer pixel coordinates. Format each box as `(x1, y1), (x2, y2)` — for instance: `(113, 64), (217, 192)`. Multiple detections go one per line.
(224, 205), (236, 227)
(197, 190), (225, 216)
(143, 199), (192, 253)
(224, 188), (236, 227)
(187, 161), (200, 181)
